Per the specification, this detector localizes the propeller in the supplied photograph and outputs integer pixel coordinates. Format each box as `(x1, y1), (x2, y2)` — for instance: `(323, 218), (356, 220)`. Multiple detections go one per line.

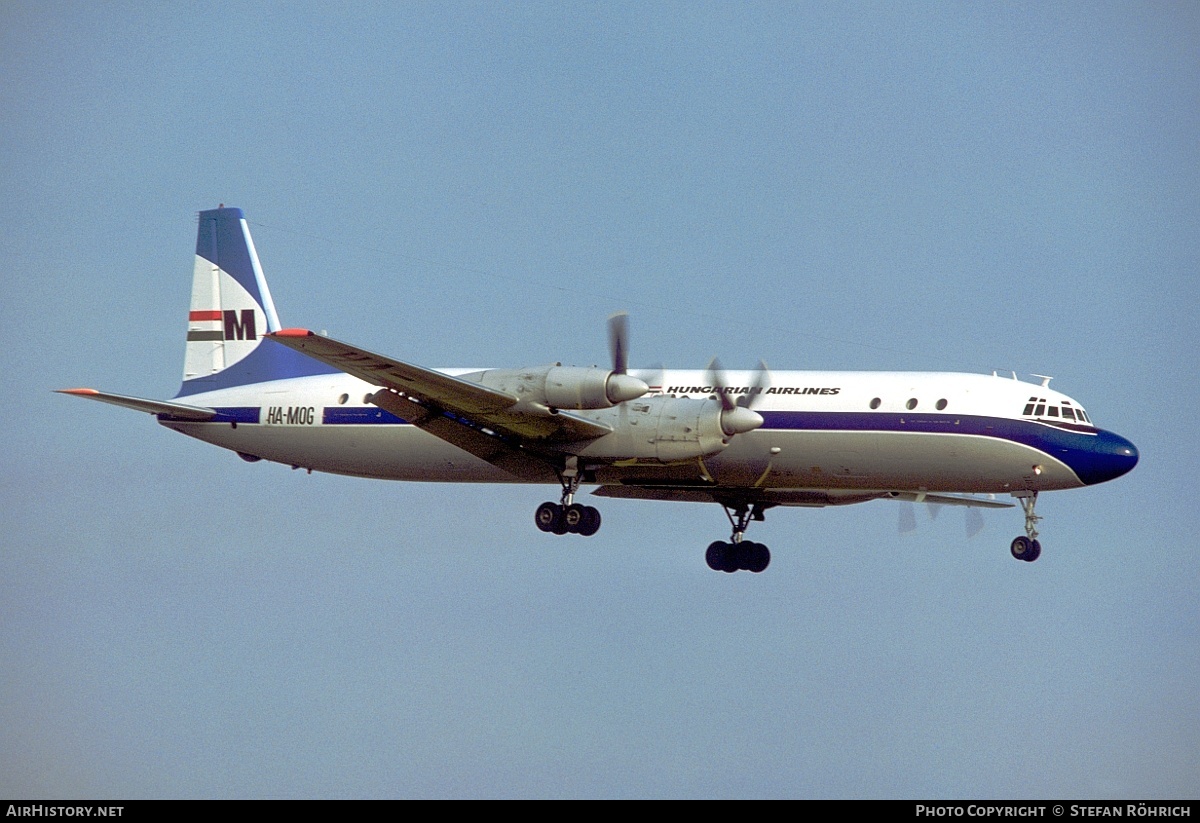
(898, 501), (987, 539)
(738, 359), (771, 409)
(965, 507), (985, 539)
(604, 311), (649, 403)
(706, 357), (766, 436)
(608, 311), (629, 375)
(642, 361), (665, 395)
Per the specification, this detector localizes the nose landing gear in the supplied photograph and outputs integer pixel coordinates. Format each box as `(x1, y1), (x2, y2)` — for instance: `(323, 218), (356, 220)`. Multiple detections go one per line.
(1010, 491), (1042, 562)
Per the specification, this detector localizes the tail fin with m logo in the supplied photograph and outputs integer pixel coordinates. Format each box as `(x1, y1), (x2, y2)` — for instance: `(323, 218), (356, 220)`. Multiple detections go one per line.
(176, 206), (339, 397)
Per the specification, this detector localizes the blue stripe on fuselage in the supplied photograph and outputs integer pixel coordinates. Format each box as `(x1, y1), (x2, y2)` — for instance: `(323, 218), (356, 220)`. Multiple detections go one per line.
(157, 406), (261, 424)
(322, 406), (408, 425)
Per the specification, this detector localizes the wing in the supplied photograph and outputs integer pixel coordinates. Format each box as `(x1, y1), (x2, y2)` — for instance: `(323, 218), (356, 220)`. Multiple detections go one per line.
(265, 329), (610, 480)
(267, 329), (610, 440)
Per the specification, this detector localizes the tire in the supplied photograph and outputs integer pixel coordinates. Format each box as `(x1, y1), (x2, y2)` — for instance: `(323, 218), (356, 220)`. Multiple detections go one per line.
(1010, 535), (1032, 561)
(745, 542), (771, 573)
(705, 541), (729, 572)
(563, 503), (587, 533)
(1026, 539), (1042, 562)
(535, 502), (562, 533)
(577, 506), (601, 537)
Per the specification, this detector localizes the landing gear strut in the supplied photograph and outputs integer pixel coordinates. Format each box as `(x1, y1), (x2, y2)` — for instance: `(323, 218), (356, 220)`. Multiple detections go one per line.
(1009, 491), (1042, 562)
(705, 502), (772, 573)
(534, 462), (601, 537)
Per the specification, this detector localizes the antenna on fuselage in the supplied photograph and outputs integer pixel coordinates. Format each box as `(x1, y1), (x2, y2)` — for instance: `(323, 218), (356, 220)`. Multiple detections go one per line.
(1031, 374), (1054, 388)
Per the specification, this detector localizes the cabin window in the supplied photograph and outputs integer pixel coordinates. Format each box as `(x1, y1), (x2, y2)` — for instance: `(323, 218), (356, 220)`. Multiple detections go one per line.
(906, 398), (918, 410)
(338, 393), (349, 405)
(869, 397), (881, 409)
(936, 399), (947, 410)
(364, 394), (373, 403)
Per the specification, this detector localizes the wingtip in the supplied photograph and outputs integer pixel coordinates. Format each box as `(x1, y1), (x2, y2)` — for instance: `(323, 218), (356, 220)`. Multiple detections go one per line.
(269, 328), (315, 338)
(56, 388), (100, 396)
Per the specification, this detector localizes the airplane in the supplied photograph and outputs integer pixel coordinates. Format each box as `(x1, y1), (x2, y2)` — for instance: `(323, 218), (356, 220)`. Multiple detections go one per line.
(59, 206), (1139, 573)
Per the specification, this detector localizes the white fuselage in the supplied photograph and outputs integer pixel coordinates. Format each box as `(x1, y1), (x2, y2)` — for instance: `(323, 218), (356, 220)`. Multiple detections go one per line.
(160, 368), (1126, 498)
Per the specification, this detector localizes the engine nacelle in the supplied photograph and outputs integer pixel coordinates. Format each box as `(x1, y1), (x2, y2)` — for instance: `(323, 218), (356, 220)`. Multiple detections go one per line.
(570, 395), (758, 463)
(544, 366), (648, 409)
(472, 365), (648, 410)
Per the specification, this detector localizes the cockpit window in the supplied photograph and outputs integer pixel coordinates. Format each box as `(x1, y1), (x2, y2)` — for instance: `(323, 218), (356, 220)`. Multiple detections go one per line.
(1021, 396), (1092, 425)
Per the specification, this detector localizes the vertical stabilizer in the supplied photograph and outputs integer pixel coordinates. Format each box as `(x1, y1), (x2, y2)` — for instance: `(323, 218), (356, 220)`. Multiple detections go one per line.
(177, 207), (339, 397)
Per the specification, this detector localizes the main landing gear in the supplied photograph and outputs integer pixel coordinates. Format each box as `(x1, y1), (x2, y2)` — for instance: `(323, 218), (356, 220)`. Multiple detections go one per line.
(705, 502), (772, 573)
(535, 501), (601, 536)
(534, 466), (601, 537)
(1009, 491), (1042, 562)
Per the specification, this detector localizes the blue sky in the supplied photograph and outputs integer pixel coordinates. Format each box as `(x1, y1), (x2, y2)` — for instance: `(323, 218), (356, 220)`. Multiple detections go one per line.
(2, 1), (1197, 798)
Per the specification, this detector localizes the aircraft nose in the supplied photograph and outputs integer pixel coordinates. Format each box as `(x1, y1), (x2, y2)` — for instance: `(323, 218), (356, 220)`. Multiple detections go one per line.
(1079, 430), (1139, 486)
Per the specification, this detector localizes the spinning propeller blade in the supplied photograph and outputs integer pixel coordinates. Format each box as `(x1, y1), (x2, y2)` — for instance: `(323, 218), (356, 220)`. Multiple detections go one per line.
(738, 360), (771, 409)
(706, 357), (765, 436)
(608, 311), (629, 375)
(603, 311), (648, 403)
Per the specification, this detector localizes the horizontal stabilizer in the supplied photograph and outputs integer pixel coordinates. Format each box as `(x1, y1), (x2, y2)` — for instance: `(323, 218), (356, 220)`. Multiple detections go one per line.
(56, 388), (216, 421)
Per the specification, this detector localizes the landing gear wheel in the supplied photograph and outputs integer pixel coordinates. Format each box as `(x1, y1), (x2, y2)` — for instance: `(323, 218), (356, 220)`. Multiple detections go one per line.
(731, 541), (752, 571)
(744, 541), (771, 573)
(1027, 539), (1041, 562)
(563, 503), (588, 533)
(705, 540), (771, 573)
(535, 500), (601, 537)
(537, 461), (605, 537)
(577, 506), (601, 537)
(1011, 491), (1044, 562)
(535, 502), (562, 533)
(707, 502), (776, 572)
(1010, 535), (1035, 561)
(706, 541), (733, 573)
